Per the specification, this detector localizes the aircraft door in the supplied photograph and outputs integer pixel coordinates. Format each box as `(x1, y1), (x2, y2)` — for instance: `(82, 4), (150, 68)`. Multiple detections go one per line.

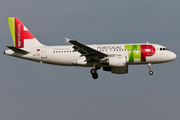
(41, 48), (47, 58)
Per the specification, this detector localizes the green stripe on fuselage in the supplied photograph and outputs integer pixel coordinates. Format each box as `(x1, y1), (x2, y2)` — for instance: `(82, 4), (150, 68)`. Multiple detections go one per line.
(7, 17), (15, 47)
(125, 45), (141, 62)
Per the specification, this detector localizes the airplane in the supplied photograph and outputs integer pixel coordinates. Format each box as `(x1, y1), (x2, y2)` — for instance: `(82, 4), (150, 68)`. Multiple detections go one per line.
(4, 17), (177, 79)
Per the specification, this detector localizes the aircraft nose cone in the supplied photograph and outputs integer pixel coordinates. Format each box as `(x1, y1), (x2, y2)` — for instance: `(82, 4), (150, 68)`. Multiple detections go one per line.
(170, 52), (177, 60)
(172, 53), (177, 60)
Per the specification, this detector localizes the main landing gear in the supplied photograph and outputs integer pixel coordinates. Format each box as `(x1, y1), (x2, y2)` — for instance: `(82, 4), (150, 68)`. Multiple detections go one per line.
(148, 63), (153, 75)
(90, 67), (100, 79)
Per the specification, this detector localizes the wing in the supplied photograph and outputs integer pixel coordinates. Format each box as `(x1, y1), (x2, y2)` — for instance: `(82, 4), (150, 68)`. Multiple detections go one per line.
(65, 37), (107, 61)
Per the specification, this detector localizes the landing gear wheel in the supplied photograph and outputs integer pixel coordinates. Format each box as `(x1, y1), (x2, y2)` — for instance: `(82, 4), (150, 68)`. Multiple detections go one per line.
(148, 63), (153, 75)
(92, 73), (98, 79)
(90, 68), (99, 79)
(90, 68), (97, 74)
(149, 71), (153, 75)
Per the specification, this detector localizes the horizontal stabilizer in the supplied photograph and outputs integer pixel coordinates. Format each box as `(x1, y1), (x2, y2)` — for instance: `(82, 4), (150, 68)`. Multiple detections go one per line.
(6, 46), (29, 54)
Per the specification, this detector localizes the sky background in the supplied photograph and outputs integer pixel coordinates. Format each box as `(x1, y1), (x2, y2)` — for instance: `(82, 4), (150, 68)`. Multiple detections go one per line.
(0, 0), (180, 120)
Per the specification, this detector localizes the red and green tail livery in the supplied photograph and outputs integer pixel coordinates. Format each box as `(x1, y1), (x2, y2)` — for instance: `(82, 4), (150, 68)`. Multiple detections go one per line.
(7, 17), (35, 48)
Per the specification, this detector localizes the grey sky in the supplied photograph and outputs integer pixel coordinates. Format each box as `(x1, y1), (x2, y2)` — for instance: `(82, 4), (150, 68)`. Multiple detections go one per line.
(0, 0), (180, 120)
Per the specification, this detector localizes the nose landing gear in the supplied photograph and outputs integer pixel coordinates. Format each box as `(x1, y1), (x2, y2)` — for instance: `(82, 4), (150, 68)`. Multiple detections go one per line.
(149, 70), (153, 75)
(148, 63), (153, 75)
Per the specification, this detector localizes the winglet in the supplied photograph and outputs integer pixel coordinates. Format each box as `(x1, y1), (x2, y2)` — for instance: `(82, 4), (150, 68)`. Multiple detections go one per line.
(65, 37), (71, 43)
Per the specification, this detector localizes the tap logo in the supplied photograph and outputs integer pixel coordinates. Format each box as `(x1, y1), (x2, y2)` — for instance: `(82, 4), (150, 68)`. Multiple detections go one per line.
(17, 24), (22, 47)
(8, 17), (35, 48)
(125, 45), (155, 62)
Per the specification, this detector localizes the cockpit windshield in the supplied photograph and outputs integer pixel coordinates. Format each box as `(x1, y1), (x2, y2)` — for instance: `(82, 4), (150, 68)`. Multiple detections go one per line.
(160, 48), (168, 51)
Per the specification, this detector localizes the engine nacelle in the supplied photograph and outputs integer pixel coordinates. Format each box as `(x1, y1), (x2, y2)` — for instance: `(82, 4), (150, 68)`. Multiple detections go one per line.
(100, 56), (127, 67)
(103, 65), (128, 74)
(73, 59), (87, 65)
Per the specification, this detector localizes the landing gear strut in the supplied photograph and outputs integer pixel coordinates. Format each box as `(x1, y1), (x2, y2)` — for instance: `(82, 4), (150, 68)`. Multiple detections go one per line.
(148, 63), (153, 75)
(90, 67), (100, 79)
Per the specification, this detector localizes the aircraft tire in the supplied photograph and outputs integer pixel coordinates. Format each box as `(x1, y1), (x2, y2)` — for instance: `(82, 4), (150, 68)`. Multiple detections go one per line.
(90, 68), (97, 74)
(92, 73), (98, 79)
(149, 71), (153, 75)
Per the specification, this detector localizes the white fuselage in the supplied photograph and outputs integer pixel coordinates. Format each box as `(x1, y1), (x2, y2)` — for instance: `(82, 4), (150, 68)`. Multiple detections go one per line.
(4, 43), (177, 67)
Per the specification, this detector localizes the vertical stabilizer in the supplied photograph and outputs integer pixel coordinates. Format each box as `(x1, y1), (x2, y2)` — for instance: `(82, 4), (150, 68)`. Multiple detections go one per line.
(7, 17), (44, 48)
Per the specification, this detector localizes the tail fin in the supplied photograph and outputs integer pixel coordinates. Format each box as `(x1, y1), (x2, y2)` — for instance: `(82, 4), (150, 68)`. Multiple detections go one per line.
(7, 17), (44, 48)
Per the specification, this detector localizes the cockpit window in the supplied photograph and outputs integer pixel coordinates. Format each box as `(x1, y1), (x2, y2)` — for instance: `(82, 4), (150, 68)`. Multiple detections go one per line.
(160, 48), (168, 51)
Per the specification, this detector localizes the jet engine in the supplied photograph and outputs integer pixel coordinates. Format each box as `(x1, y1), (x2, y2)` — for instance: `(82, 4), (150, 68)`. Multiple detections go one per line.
(103, 65), (128, 74)
(100, 56), (127, 67)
